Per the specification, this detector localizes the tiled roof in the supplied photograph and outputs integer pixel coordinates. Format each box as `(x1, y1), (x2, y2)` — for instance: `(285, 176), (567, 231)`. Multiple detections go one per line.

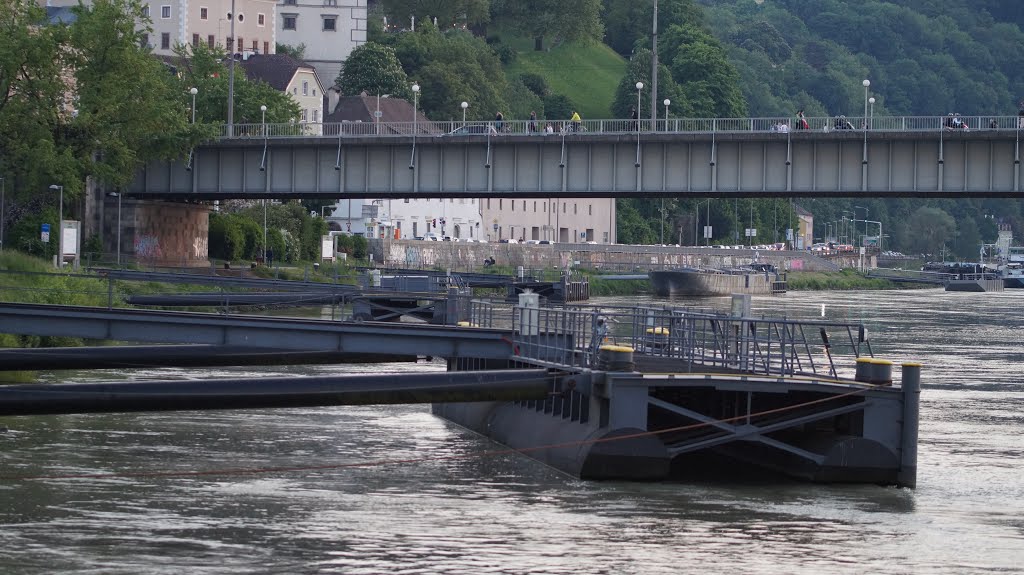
(324, 93), (434, 135)
(238, 54), (318, 92)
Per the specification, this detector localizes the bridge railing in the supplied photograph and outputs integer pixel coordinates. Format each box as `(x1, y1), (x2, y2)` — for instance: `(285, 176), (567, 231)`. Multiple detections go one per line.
(220, 116), (1024, 140)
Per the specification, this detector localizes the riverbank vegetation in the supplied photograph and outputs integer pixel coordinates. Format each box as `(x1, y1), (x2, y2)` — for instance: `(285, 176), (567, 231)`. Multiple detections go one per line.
(785, 270), (923, 291)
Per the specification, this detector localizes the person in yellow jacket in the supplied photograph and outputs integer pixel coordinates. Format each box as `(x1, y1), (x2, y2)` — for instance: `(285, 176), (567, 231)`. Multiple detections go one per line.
(570, 110), (582, 132)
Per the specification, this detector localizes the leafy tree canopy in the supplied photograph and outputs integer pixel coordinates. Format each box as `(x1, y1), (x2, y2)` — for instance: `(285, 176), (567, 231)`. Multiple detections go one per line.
(491, 0), (603, 51)
(336, 42), (413, 100)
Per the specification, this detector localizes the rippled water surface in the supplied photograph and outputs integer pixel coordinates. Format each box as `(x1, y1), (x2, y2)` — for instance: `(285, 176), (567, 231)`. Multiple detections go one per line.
(1, 289), (1022, 574)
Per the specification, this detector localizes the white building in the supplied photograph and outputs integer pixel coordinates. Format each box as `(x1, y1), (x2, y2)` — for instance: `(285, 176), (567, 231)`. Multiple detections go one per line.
(43, 0), (279, 57)
(331, 198), (482, 240)
(480, 198), (617, 244)
(239, 53), (325, 130)
(276, 0), (366, 88)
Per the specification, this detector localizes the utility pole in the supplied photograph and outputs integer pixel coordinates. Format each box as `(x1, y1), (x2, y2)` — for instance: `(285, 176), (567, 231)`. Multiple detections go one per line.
(650, 0), (658, 123)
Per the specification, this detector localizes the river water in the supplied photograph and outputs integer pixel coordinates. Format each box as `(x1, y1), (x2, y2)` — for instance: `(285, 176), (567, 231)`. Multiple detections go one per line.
(1, 289), (1022, 574)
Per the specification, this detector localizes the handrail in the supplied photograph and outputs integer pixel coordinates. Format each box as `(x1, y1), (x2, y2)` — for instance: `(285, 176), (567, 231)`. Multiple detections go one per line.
(218, 115), (1024, 139)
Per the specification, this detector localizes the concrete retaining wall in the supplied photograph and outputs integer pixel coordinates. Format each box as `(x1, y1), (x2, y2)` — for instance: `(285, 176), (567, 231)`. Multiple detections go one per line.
(370, 240), (870, 273)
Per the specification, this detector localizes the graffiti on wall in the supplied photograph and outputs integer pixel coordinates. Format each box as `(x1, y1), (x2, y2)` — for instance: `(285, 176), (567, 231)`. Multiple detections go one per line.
(192, 236), (208, 259)
(134, 235), (164, 260)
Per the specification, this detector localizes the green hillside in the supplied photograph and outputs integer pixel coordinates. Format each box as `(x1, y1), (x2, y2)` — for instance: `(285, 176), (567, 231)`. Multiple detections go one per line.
(504, 38), (626, 120)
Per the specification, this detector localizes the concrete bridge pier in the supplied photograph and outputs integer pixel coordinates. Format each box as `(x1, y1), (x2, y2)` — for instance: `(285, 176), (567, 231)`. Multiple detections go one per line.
(92, 193), (210, 266)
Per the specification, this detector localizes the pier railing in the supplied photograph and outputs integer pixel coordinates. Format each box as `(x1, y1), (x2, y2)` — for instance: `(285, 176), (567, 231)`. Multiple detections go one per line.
(512, 304), (871, 378)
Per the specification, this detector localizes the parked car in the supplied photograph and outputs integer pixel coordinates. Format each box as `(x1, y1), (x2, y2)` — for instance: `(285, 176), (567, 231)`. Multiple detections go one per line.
(499, 238), (519, 244)
(446, 125), (498, 136)
(421, 232), (441, 241)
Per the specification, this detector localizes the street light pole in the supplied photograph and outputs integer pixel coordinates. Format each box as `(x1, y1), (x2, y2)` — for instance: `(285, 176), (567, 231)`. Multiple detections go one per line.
(49, 184), (63, 267)
(410, 83), (420, 169)
(868, 96), (875, 129)
(635, 81), (643, 168)
(663, 98), (670, 131)
(227, 0), (236, 137)
(190, 87), (198, 124)
(461, 101), (468, 126)
(862, 79), (870, 192)
(0, 176), (4, 252)
(855, 205), (868, 248)
(650, 0), (658, 123)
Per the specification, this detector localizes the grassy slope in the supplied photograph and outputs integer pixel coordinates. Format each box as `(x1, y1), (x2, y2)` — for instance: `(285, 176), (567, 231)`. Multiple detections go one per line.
(504, 37), (626, 120)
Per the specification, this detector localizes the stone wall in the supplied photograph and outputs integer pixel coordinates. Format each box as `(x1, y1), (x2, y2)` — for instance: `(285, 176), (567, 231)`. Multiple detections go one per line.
(370, 240), (872, 273)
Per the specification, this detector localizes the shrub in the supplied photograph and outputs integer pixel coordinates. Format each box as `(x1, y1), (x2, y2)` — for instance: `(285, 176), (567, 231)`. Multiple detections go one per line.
(519, 72), (549, 97)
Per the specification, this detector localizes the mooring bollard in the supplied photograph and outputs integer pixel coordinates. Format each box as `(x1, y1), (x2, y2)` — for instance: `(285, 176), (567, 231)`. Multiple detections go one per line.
(599, 344), (635, 372)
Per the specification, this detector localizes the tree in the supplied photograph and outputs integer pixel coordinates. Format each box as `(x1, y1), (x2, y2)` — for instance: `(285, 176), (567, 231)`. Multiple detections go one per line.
(490, 0), (603, 51)
(0, 1), (78, 196)
(903, 207), (956, 258)
(611, 49), (685, 119)
(336, 42), (413, 100)
(384, 28), (509, 120)
(68, 0), (197, 189)
(173, 43), (299, 124)
(275, 43), (306, 59)
(379, 0), (490, 29)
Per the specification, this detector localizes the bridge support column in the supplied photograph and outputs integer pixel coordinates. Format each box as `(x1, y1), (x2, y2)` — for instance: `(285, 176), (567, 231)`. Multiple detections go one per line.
(107, 200), (210, 267)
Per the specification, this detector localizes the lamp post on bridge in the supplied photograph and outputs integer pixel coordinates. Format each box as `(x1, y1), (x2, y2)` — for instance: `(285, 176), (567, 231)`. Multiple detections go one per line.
(461, 101), (468, 126)
(635, 82), (643, 168)
(868, 96), (875, 129)
(663, 98), (670, 131)
(190, 87), (198, 124)
(410, 83), (420, 169)
(260, 104), (268, 263)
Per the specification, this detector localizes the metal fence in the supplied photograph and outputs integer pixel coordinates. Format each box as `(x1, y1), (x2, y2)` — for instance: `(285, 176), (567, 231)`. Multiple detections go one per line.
(511, 303), (871, 378)
(221, 116), (1024, 140)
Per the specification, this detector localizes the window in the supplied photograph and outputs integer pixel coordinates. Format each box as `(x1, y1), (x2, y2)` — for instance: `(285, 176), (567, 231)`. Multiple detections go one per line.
(192, 33), (199, 46)
(160, 32), (170, 49)
(324, 0), (337, 5)
(323, 17), (336, 31)
(499, 199), (503, 210)
(141, 5), (150, 17)
(283, 15), (296, 30)
(263, 41), (269, 54)
(574, 203), (577, 215)
(312, 88), (317, 96)
(140, 33), (149, 48)
(589, 204), (592, 215)
(302, 81), (308, 96)
(511, 201), (515, 212)
(160, 5), (170, 18)
(563, 202), (566, 213)
(283, 0), (296, 4)
(523, 200), (526, 211)
(200, 7), (207, 19)
(252, 39), (257, 52)
(236, 37), (242, 51)
(226, 37), (233, 51)
(533, 201), (537, 212)
(487, 199), (490, 209)
(258, 13), (265, 26)
(301, 109), (308, 122)
(208, 35), (215, 48)
(313, 110), (319, 122)
(293, 87), (297, 95)
(237, 13), (244, 22)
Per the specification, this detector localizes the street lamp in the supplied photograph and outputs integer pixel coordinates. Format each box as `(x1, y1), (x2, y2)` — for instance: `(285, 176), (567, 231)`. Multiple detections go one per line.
(227, 0), (236, 136)
(0, 176), (5, 252)
(635, 82), (644, 130)
(108, 192), (122, 265)
(189, 87), (198, 124)
(410, 83), (420, 169)
(461, 101), (468, 125)
(635, 81), (644, 167)
(868, 96), (875, 129)
(663, 98), (670, 131)
(260, 104), (267, 136)
(862, 79), (871, 126)
(49, 184), (63, 267)
(855, 205), (869, 248)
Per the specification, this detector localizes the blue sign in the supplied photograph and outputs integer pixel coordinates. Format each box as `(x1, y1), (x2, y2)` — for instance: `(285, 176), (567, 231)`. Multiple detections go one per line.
(41, 224), (50, 233)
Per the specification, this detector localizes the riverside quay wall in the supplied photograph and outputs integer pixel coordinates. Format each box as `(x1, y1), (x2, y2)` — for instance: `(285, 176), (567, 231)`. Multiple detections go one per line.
(369, 241), (871, 273)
